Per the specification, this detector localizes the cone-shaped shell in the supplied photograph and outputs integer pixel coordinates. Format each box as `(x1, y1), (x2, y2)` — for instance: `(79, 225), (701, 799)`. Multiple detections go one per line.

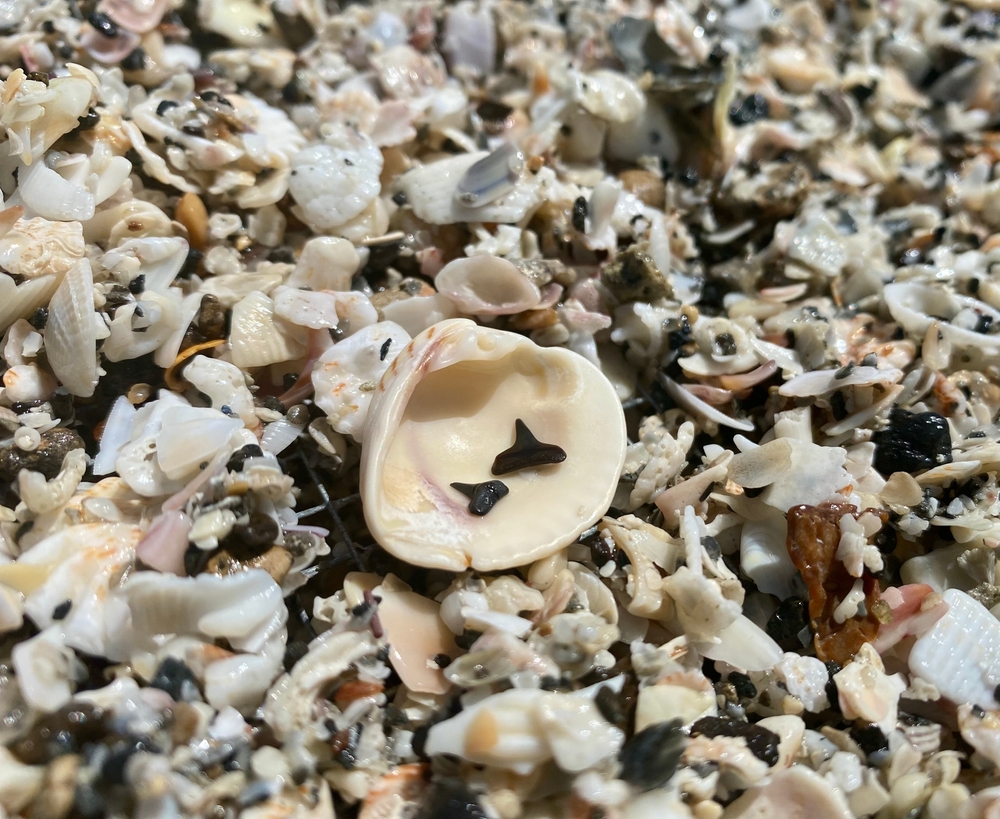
(361, 319), (627, 571)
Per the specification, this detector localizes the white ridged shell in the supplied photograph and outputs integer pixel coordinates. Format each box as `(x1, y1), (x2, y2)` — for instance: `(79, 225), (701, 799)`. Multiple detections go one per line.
(44, 258), (98, 397)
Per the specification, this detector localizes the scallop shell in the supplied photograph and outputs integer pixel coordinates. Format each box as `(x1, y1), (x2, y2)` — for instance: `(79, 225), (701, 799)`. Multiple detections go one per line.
(229, 290), (307, 369)
(44, 258), (98, 397)
(360, 318), (627, 571)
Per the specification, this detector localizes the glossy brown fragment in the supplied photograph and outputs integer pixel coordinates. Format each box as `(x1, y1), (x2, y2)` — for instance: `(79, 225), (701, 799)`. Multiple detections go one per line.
(786, 501), (880, 665)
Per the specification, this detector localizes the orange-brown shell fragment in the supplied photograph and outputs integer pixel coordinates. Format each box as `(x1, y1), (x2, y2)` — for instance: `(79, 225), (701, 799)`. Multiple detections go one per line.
(786, 501), (880, 665)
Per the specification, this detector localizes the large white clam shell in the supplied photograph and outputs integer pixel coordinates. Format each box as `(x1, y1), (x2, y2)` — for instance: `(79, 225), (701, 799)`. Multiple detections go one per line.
(361, 319), (627, 571)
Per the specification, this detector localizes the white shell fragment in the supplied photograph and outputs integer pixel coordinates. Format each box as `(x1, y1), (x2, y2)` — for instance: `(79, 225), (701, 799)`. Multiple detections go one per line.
(454, 142), (525, 207)
(43, 258), (98, 397)
(361, 319), (626, 571)
(909, 589), (1000, 709)
(313, 321), (412, 443)
(435, 255), (541, 316)
(399, 152), (546, 225)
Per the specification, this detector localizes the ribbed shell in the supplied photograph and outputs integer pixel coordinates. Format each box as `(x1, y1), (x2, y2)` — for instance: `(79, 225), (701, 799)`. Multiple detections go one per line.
(44, 259), (98, 397)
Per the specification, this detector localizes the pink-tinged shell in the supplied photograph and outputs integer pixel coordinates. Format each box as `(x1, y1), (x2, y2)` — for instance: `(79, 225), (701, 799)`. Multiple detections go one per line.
(136, 511), (191, 575)
(874, 584), (948, 653)
(98, 0), (169, 33)
(718, 359), (778, 391)
(80, 25), (141, 64)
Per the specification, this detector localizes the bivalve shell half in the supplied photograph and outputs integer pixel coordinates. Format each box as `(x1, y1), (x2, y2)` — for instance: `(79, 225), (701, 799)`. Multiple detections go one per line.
(361, 319), (626, 571)
(435, 255), (541, 316)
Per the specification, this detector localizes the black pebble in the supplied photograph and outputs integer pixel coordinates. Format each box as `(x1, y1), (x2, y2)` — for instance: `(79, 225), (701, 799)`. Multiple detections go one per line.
(450, 480), (509, 516)
(619, 719), (685, 792)
(29, 307), (48, 330)
(128, 274), (145, 294)
(728, 672), (757, 700)
(766, 597), (811, 650)
(87, 11), (118, 37)
(228, 512), (280, 556)
(491, 419), (566, 475)
(120, 47), (146, 71)
(690, 716), (780, 766)
(379, 338), (392, 361)
(149, 657), (201, 702)
(416, 780), (486, 819)
(52, 599), (72, 620)
(571, 196), (588, 232)
(850, 723), (888, 756)
(825, 661), (842, 710)
(226, 443), (264, 472)
(873, 408), (953, 475)
(729, 92), (770, 126)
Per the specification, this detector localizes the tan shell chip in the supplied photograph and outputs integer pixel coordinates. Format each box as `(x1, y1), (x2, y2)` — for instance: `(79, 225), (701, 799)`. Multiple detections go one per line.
(361, 319), (627, 572)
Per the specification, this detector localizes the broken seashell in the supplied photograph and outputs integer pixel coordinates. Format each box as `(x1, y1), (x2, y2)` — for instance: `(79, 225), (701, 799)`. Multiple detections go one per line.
(361, 319), (626, 571)
(155, 405), (242, 481)
(44, 259), (98, 397)
(399, 151), (546, 225)
(908, 588), (1000, 709)
(229, 290), (306, 369)
(454, 142), (524, 207)
(723, 765), (854, 818)
(313, 321), (412, 443)
(435, 255), (541, 316)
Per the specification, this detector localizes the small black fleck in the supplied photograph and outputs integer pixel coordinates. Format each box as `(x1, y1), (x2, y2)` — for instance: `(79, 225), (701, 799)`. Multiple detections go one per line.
(714, 332), (737, 356)
(830, 390), (847, 421)
(729, 92), (770, 126)
(976, 313), (994, 334)
(150, 656), (200, 702)
(433, 653), (452, 668)
(75, 109), (100, 131)
(994, 683), (1000, 705)
(861, 353), (878, 367)
(973, 704), (987, 719)
(767, 597), (810, 650)
(156, 99), (178, 117)
(392, 190), (408, 206)
(571, 196), (588, 232)
(52, 599), (72, 620)
(29, 307), (48, 330)
(379, 338), (392, 361)
(128, 274), (145, 294)
(834, 361), (855, 379)
(344, 157), (353, 166)
(87, 11), (118, 37)
(226, 443), (264, 473)
(121, 47), (146, 71)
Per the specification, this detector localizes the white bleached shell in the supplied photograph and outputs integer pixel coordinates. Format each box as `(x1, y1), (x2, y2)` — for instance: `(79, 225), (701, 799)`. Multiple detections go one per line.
(285, 237), (359, 292)
(19, 449), (87, 515)
(909, 589), (1000, 708)
(18, 160), (95, 222)
(0, 274), (59, 335)
(0, 217), (86, 281)
(229, 290), (306, 369)
(435, 255), (541, 316)
(93, 396), (137, 475)
(155, 405), (242, 480)
(114, 392), (191, 497)
(18, 523), (141, 656)
(198, 0), (277, 46)
(272, 286), (341, 330)
(118, 569), (286, 655)
(0, 585), (24, 634)
(636, 678), (716, 730)
(722, 766), (853, 819)
(380, 293), (459, 337)
(885, 282), (1000, 360)
(101, 236), (189, 294)
(264, 629), (381, 741)
(44, 258), (98, 397)
(778, 365), (904, 397)
(289, 128), (383, 233)
(699, 613), (783, 671)
(182, 355), (257, 428)
(833, 643), (906, 734)
(777, 653), (830, 712)
(578, 70), (646, 123)
(313, 321), (412, 443)
(425, 686), (623, 775)
(755, 439), (850, 512)
(361, 319), (627, 571)
(740, 513), (796, 599)
(11, 628), (78, 713)
(399, 152), (547, 225)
